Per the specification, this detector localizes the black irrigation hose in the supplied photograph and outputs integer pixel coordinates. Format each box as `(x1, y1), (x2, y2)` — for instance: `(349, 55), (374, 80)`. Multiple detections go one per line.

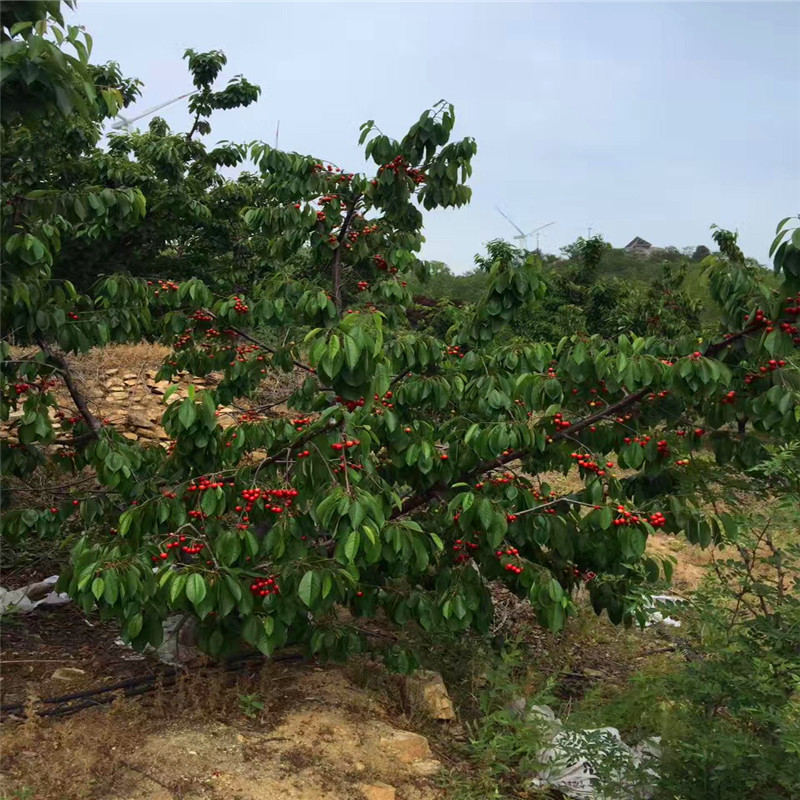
(1, 650), (273, 711)
(0, 652), (304, 720)
(39, 676), (181, 719)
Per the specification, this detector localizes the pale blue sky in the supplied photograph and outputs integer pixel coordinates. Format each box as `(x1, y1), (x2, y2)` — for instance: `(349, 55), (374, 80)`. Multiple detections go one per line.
(70, 1), (799, 271)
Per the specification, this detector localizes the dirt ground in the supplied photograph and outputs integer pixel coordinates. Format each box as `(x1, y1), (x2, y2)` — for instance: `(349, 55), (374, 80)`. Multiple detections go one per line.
(0, 605), (150, 710)
(1, 645), (447, 800)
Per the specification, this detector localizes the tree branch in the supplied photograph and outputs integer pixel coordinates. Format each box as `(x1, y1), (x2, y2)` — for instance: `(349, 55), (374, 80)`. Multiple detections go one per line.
(203, 311), (314, 374)
(35, 336), (102, 436)
(186, 109), (202, 142)
(331, 197), (360, 315)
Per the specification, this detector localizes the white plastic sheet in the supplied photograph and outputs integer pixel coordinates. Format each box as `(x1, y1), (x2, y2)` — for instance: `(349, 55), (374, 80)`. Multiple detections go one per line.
(512, 703), (661, 799)
(0, 575), (71, 614)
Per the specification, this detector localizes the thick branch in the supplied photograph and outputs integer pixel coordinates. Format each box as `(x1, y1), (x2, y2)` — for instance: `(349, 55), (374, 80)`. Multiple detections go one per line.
(331, 198), (360, 315)
(35, 337), (102, 436)
(186, 109), (202, 142)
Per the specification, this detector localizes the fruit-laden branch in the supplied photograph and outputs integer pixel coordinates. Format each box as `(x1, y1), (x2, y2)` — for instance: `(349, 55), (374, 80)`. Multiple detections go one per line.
(203, 311), (315, 374)
(254, 416), (341, 472)
(35, 336), (103, 436)
(392, 387), (651, 519)
(392, 323), (767, 520)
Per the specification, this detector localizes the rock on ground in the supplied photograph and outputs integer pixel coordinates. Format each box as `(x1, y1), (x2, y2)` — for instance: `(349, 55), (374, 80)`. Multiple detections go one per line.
(402, 670), (456, 720)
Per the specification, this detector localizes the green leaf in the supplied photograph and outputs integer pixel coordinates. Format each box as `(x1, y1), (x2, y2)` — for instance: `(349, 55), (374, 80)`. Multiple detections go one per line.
(241, 615), (263, 646)
(298, 570), (320, 607)
(102, 571), (119, 604)
(200, 488), (217, 516)
(126, 613), (143, 639)
(478, 498), (493, 530)
(178, 399), (197, 429)
(343, 335), (361, 369)
(169, 572), (187, 604)
(224, 574), (243, 602)
(91, 577), (104, 601)
(343, 530), (360, 561)
(185, 573), (207, 607)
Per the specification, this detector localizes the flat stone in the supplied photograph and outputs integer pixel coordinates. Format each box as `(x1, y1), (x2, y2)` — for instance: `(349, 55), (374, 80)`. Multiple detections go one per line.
(105, 369), (119, 376)
(359, 784), (396, 800)
(128, 412), (155, 428)
(150, 380), (171, 394)
(51, 667), (86, 682)
(164, 394), (180, 405)
(122, 432), (139, 441)
(379, 730), (431, 764)
(136, 427), (161, 440)
(123, 373), (138, 380)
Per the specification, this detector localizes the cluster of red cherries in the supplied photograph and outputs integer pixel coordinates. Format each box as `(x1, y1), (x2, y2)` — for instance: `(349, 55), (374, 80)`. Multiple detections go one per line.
(150, 279), (180, 297)
(377, 155), (426, 184)
(237, 486), (298, 516)
(570, 452), (612, 477)
(373, 254), (397, 274)
(452, 535), (480, 565)
(612, 506), (666, 529)
(552, 412), (572, 432)
(151, 536), (206, 562)
(495, 546), (524, 575)
(744, 359), (788, 385)
(335, 395), (365, 412)
(250, 575), (281, 597)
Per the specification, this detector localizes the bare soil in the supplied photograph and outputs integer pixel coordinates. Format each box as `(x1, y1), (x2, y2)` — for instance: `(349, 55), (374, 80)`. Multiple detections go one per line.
(1, 651), (445, 800)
